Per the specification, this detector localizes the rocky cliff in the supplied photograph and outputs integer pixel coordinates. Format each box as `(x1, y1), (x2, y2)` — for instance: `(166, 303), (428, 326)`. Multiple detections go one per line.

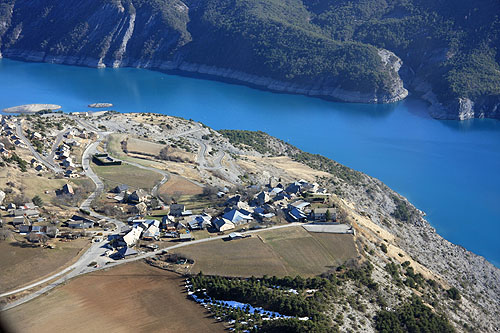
(1, 0), (499, 119)
(0, 0), (405, 104)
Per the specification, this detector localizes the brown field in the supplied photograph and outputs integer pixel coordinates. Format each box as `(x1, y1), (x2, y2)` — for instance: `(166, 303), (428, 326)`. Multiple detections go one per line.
(127, 137), (164, 156)
(0, 238), (89, 292)
(173, 237), (290, 277)
(127, 138), (196, 162)
(237, 155), (331, 184)
(92, 163), (162, 190)
(2, 262), (225, 333)
(159, 175), (204, 196)
(173, 227), (358, 278)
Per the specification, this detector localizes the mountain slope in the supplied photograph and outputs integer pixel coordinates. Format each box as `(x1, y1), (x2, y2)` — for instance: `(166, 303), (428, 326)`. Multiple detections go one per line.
(0, 0), (499, 119)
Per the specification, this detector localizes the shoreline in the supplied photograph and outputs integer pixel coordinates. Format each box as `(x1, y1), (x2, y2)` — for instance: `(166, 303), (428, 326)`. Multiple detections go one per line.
(0, 53), (407, 104)
(0, 58), (498, 270)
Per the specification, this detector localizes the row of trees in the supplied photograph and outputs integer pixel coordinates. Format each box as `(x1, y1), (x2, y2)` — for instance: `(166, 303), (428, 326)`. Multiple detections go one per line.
(191, 273), (329, 318)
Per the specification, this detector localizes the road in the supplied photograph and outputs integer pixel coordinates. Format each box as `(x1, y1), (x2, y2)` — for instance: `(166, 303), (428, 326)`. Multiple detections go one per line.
(1, 120), (299, 310)
(48, 127), (71, 164)
(15, 120), (63, 173)
(0, 221), (303, 311)
(195, 138), (225, 170)
(80, 133), (128, 233)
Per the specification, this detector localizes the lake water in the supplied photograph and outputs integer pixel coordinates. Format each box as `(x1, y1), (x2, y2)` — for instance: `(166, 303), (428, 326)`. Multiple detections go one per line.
(1, 58), (499, 266)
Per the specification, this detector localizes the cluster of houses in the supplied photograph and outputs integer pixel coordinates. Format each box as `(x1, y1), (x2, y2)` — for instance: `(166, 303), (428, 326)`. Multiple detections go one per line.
(210, 178), (335, 232)
(2, 201), (58, 243)
(103, 178), (336, 260)
(55, 129), (91, 178)
(0, 115), (26, 157)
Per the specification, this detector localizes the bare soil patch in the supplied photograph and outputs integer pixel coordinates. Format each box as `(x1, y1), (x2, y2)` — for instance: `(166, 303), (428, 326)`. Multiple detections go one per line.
(2, 262), (225, 333)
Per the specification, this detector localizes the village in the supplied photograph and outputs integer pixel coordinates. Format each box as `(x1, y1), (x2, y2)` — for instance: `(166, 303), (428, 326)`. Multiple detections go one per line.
(0, 110), (487, 333)
(0, 111), (353, 269)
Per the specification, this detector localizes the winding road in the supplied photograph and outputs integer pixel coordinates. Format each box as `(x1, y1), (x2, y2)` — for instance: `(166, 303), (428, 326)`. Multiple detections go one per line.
(1, 120), (300, 311)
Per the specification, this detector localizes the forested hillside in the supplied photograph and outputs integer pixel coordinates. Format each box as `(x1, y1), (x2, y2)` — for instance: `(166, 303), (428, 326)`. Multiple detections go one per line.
(0, 0), (499, 119)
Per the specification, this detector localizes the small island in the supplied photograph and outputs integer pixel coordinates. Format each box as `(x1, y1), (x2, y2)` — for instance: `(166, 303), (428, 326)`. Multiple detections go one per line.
(2, 104), (62, 113)
(88, 103), (113, 108)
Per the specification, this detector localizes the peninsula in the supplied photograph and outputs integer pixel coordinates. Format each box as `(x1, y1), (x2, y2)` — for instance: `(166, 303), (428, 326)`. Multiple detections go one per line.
(0, 110), (498, 332)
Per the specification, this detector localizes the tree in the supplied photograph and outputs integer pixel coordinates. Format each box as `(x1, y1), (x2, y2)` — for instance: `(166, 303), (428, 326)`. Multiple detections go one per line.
(158, 146), (170, 160)
(32, 195), (44, 207)
(325, 209), (331, 222)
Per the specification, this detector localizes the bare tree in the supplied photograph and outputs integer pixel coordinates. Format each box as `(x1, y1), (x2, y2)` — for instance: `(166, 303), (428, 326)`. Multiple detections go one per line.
(13, 194), (29, 206)
(40, 233), (49, 246)
(202, 186), (218, 199)
(158, 146), (169, 160)
(0, 230), (13, 241)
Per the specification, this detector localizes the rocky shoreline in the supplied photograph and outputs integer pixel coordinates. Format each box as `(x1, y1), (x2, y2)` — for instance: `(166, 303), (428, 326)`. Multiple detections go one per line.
(1, 49), (408, 105)
(337, 175), (500, 331)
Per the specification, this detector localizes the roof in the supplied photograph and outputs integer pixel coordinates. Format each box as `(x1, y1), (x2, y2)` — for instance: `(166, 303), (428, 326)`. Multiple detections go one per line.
(24, 202), (36, 209)
(114, 184), (129, 192)
(290, 200), (310, 210)
(143, 225), (160, 238)
(70, 215), (94, 223)
(68, 221), (94, 228)
(115, 247), (138, 258)
(222, 209), (253, 225)
(213, 218), (235, 230)
(123, 226), (143, 246)
(13, 216), (26, 223)
(288, 207), (307, 221)
(224, 195), (241, 206)
(228, 232), (243, 239)
(129, 189), (147, 201)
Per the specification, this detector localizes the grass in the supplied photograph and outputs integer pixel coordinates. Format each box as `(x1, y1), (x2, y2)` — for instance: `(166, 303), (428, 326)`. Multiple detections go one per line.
(0, 238), (89, 292)
(92, 162), (162, 191)
(3, 262), (225, 333)
(173, 236), (290, 277)
(175, 194), (221, 212)
(261, 228), (358, 276)
(173, 226), (358, 277)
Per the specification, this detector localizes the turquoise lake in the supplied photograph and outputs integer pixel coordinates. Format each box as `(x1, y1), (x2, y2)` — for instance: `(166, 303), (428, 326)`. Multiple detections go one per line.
(1, 58), (499, 266)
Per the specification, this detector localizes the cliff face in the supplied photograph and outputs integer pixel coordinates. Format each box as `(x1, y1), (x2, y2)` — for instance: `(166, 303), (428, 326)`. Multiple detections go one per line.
(1, 0), (499, 119)
(0, 0), (406, 104)
(429, 95), (500, 120)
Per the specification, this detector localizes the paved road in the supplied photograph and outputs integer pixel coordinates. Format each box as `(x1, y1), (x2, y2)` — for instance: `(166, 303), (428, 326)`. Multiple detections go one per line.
(80, 133), (128, 233)
(195, 139), (225, 170)
(1, 120), (300, 310)
(1, 240), (112, 310)
(48, 127), (71, 164)
(0, 222), (303, 310)
(15, 120), (63, 173)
